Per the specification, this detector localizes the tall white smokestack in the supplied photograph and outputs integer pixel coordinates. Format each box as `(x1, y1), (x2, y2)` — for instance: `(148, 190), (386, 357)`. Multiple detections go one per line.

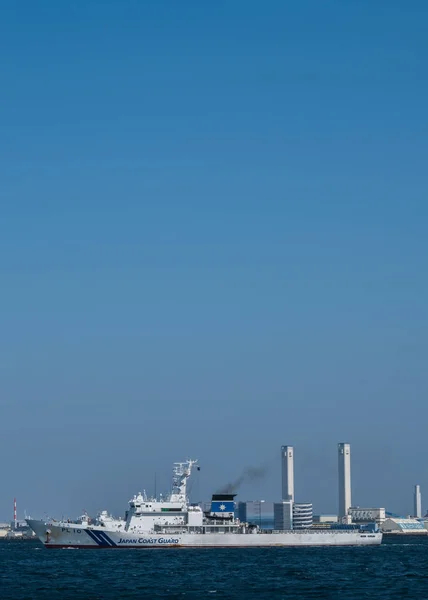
(13, 498), (17, 530)
(281, 446), (294, 502)
(414, 485), (422, 518)
(338, 443), (351, 519)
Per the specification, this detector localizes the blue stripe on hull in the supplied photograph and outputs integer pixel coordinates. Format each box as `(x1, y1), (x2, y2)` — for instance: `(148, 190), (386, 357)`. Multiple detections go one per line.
(85, 529), (117, 547)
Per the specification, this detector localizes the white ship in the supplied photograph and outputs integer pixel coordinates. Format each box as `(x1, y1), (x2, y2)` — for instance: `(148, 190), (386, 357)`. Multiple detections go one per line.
(27, 459), (382, 548)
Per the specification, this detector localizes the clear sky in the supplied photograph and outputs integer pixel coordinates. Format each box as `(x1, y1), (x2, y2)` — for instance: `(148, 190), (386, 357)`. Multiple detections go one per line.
(0, 0), (427, 521)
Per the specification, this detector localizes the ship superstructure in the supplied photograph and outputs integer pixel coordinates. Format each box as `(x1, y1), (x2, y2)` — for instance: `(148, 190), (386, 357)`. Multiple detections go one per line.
(27, 459), (382, 548)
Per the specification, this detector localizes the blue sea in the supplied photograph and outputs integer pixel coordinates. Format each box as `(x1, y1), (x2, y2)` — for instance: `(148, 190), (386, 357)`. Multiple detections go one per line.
(1, 537), (428, 599)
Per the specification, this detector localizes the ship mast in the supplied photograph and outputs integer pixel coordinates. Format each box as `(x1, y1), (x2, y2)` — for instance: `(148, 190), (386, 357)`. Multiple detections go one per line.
(169, 459), (197, 502)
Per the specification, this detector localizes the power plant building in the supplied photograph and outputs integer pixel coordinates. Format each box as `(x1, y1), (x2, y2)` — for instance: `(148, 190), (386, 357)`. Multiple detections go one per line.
(273, 501), (293, 530)
(348, 507), (385, 525)
(381, 518), (425, 533)
(236, 501), (274, 530)
(313, 515), (338, 525)
(338, 443), (352, 520)
(293, 503), (313, 529)
(281, 445), (294, 501)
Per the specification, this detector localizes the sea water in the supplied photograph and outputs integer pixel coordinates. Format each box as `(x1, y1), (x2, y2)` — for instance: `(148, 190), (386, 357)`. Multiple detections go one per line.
(1, 537), (428, 599)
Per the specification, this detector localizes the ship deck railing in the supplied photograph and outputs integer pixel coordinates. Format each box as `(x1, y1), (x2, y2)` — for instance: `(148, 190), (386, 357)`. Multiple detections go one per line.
(263, 529), (375, 534)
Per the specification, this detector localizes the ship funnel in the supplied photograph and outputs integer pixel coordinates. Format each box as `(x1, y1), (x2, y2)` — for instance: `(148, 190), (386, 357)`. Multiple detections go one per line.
(209, 494), (235, 519)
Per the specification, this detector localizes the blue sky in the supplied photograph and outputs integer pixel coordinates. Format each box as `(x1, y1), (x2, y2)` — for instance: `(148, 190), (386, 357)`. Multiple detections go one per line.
(0, 0), (427, 521)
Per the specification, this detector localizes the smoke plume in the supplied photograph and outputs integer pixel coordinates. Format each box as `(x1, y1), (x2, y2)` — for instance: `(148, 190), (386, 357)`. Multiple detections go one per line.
(217, 465), (268, 494)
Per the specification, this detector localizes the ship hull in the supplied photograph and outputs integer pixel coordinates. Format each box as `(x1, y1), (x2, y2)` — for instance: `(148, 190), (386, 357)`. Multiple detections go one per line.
(27, 520), (382, 548)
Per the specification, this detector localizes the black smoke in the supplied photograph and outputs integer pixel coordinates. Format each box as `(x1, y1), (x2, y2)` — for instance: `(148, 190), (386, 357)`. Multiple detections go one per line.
(217, 465), (268, 494)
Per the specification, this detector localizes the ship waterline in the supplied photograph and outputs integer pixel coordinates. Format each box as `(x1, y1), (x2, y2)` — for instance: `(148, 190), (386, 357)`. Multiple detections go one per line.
(27, 521), (381, 548)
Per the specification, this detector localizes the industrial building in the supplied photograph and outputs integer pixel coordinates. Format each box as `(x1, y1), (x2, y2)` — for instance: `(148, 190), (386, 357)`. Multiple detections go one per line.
(381, 518), (426, 533)
(338, 443), (351, 521)
(348, 507), (385, 525)
(293, 503), (313, 529)
(0, 499), (35, 539)
(313, 515), (338, 527)
(212, 441), (423, 534)
(273, 502), (313, 531)
(0, 523), (9, 538)
(236, 501), (274, 530)
(273, 501), (293, 530)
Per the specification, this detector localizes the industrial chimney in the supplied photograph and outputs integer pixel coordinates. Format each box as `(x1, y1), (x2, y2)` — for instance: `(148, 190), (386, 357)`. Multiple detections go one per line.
(338, 443), (351, 520)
